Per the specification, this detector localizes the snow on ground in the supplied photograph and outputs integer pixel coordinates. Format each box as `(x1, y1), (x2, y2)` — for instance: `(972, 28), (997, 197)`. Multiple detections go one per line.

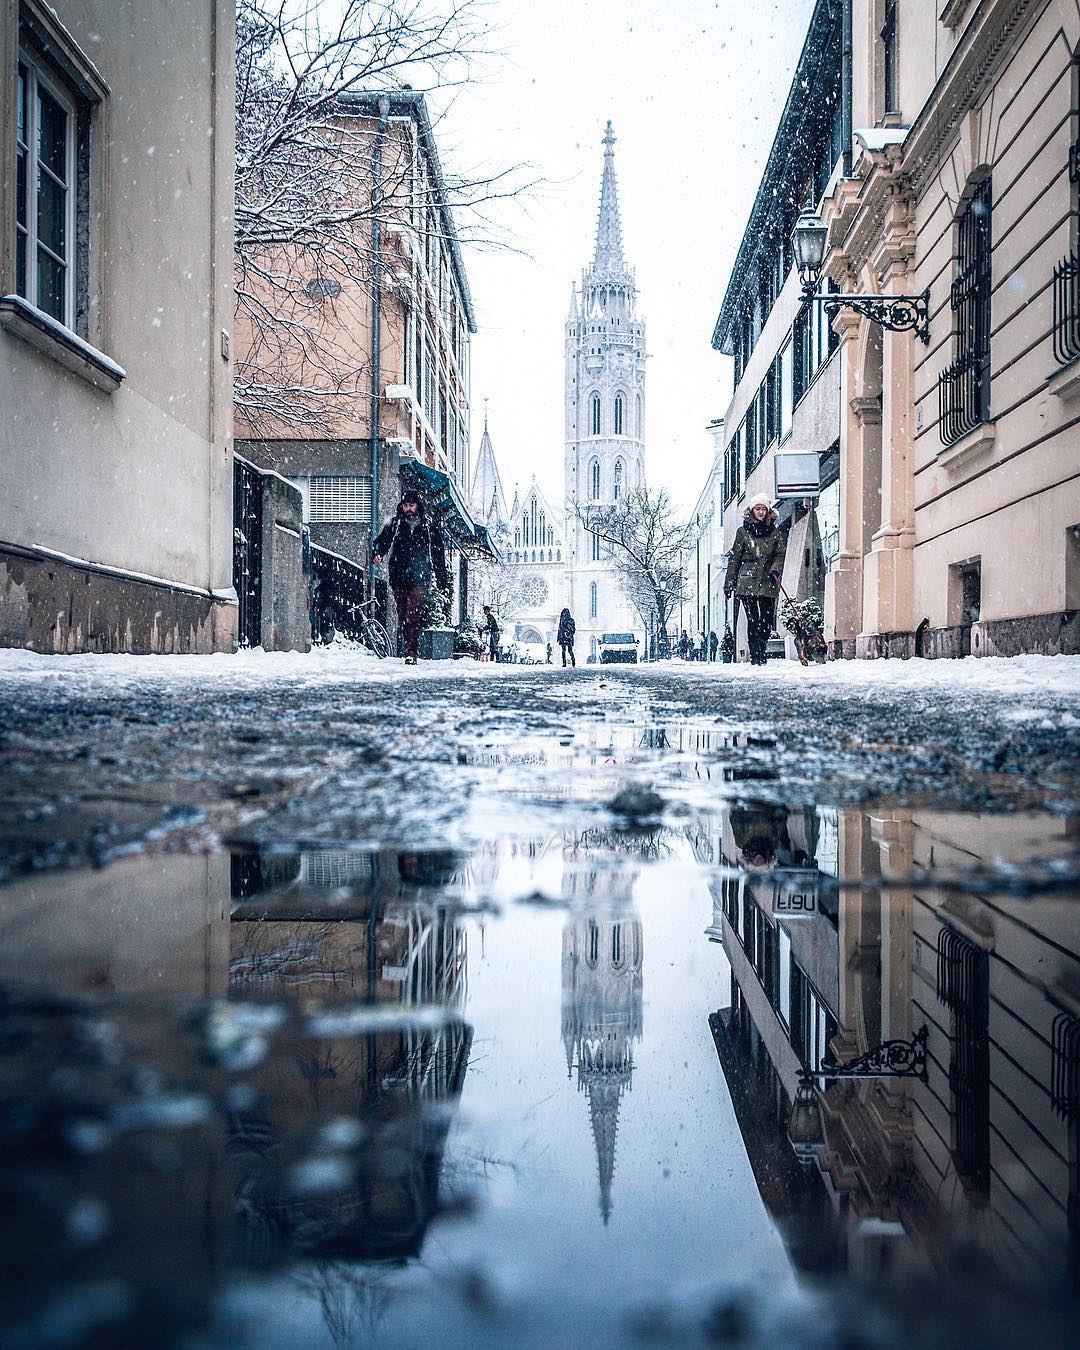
(0, 644), (1078, 701)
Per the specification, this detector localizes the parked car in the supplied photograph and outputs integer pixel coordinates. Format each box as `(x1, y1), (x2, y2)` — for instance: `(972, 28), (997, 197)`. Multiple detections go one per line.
(599, 632), (639, 664)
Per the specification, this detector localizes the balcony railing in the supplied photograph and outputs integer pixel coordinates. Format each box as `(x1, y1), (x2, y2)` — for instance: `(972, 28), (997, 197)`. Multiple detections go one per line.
(1053, 250), (1080, 367)
(938, 350), (987, 447)
(310, 545), (367, 644)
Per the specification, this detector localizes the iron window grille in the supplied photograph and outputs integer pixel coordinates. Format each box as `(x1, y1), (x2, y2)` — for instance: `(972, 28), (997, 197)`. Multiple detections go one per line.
(1052, 143), (1080, 366)
(937, 926), (991, 1193)
(939, 177), (992, 446)
(233, 458), (263, 649)
(1051, 1011), (1080, 1120)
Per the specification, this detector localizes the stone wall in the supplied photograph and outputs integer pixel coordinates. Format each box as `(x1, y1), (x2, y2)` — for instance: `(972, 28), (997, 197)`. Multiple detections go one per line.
(258, 474), (309, 653)
(0, 543), (236, 654)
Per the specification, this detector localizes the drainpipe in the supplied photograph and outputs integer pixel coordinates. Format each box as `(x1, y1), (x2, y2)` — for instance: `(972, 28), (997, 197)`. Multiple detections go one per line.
(368, 95), (391, 596)
(841, 0), (853, 177)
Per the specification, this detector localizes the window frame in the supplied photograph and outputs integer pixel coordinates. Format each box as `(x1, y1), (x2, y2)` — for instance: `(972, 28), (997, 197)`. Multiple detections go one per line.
(16, 50), (78, 329)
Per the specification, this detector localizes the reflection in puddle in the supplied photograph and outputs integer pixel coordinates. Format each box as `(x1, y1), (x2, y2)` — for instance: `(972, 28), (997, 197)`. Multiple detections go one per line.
(0, 798), (1077, 1344)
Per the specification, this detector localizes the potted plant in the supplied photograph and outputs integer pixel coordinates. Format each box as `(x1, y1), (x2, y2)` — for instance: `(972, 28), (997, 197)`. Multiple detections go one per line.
(418, 588), (455, 660)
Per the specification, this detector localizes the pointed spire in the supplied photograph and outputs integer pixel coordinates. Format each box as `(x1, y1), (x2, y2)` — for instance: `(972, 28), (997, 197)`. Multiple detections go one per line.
(589, 1078), (623, 1226)
(592, 120), (624, 273)
(567, 281), (579, 320)
(468, 407), (508, 528)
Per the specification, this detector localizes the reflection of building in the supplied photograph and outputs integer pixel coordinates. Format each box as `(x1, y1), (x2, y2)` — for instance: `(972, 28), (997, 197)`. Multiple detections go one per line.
(561, 909), (643, 1222)
(228, 847), (472, 1263)
(710, 805), (1080, 1283)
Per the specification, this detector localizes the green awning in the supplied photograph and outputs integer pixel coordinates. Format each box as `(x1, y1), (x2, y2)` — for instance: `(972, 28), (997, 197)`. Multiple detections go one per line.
(399, 460), (501, 562)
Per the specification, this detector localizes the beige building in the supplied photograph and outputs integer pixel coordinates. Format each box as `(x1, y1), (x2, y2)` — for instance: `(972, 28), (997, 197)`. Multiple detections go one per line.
(234, 90), (485, 639)
(818, 0), (1080, 657)
(0, 0), (235, 653)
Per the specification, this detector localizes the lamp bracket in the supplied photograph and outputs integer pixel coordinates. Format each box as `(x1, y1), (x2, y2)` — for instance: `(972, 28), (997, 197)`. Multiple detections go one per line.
(810, 1025), (928, 1083)
(805, 287), (931, 345)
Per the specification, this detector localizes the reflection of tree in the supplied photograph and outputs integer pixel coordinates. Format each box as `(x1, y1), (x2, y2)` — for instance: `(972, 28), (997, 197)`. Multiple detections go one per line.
(561, 909), (644, 1223)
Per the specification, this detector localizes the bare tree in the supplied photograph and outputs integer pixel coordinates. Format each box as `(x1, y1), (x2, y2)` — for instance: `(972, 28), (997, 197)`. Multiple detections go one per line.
(235, 0), (532, 434)
(467, 557), (533, 628)
(574, 486), (692, 658)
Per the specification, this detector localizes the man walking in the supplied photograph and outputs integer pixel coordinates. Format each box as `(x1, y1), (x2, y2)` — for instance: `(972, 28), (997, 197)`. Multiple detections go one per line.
(373, 489), (449, 665)
(481, 605), (501, 662)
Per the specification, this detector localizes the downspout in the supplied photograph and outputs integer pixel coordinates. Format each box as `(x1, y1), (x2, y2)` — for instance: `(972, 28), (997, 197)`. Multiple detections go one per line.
(841, 0), (853, 176)
(368, 95), (391, 595)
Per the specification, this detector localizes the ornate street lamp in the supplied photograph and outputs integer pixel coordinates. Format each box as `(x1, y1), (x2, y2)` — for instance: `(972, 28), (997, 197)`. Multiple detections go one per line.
(792, 211), (931, 345)
(786, 1027), (928, 1162)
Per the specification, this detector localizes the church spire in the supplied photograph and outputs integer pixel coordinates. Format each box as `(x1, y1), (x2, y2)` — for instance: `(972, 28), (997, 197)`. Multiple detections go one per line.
(468, 406), (508, 529)
(592, 120), (624, 274)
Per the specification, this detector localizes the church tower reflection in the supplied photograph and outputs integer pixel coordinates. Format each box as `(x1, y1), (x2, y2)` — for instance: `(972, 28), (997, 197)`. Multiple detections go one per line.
(561, 909), (643, 1223)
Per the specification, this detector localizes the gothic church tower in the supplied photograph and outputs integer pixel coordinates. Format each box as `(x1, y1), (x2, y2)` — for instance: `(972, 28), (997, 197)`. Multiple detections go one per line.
(565, 122), (646, 660)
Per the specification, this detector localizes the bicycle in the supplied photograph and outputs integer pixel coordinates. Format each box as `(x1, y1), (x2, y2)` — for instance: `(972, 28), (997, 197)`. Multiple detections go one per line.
(356, 597), (393, 659)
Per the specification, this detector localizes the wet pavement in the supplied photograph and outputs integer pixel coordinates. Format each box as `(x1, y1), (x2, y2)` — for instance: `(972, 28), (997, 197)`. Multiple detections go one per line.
(0, 659), (1078, 1347)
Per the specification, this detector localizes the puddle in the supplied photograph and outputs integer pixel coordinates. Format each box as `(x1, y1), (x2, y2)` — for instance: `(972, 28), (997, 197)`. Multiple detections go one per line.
(1, 733), (1079, 1345)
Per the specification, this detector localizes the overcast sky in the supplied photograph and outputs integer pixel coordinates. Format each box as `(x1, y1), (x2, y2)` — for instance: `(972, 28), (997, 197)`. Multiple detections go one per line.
(437, 0), (816, 512)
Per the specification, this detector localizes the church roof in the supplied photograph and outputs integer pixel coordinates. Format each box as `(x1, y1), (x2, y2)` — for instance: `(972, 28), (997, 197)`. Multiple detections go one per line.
(468, 413), (509, 529)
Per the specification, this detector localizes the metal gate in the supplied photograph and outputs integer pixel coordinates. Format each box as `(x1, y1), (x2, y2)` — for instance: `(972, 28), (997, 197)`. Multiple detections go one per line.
(233, 457), (262, 648)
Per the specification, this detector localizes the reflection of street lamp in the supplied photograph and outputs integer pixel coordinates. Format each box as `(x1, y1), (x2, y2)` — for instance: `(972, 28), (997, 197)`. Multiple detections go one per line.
(792, 210), (930, 345)
(786, 1027), (928, 1163)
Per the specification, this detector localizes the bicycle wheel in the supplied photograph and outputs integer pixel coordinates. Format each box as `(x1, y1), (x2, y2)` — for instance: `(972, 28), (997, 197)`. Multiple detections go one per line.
(361, 618), (393, 659)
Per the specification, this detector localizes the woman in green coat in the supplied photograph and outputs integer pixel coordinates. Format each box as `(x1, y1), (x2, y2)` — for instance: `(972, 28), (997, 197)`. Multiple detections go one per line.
(724, 494), (786, 666)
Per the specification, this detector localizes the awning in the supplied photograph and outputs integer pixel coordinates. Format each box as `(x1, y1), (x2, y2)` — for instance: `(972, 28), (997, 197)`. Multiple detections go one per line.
(399, 459), (501, 562)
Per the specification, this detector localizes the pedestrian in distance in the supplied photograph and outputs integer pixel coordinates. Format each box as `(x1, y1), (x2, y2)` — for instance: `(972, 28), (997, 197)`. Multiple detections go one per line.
(372, 488), (450, 665)
(697, 631), (707, 663)
(557, 607), (576, 667)
(546, 642), (553, 664)
(480, 605), (501, 662)
(708, 630), (719, 662)
(724, 493), (786, 667)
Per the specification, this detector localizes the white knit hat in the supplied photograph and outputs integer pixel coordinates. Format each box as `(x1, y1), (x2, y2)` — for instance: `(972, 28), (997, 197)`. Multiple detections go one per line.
(746, 493), (774, 512)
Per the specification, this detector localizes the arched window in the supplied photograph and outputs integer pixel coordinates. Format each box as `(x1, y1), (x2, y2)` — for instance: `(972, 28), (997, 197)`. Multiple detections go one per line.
(614, 394), (624, 435)
(590, 459), (601, 499)
(522, 513), (529, 546)
(514, 529), (520, 547)
(613, 459), (624, 500)
(590, 581), (598, 617)
(592, 531), (602, 562)
(547, 527), (553, 546)
(612, 923), (623, 969)
(539, 511), (545, 541)
(636, 394), (642, 437)
(587, 920), (599, 968)
(590, 393), (601, 435)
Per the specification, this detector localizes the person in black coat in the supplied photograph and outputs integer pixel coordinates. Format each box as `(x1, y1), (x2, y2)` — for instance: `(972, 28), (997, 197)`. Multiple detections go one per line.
(557, 608), (576, 667)
(372, 489), (449, 663)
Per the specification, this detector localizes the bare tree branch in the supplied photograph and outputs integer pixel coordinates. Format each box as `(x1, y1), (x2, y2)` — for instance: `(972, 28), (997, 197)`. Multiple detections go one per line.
(574, 486), (692, 658)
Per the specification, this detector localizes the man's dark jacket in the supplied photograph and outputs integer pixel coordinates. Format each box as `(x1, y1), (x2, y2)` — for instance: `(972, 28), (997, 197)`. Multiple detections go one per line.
(373, 505), (449, 591)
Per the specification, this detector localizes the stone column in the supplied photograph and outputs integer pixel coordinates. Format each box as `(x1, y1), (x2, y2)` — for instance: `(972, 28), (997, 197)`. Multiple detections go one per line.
(826, 309), (869, 656)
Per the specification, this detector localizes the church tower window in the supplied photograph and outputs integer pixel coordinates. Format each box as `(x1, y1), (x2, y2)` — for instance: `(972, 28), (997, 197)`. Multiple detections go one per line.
(590, 393), (601, 436)
(614, 394), (624, 435)
(591, 532), (601, 562)
(589, 459), (601, 499)
(613, 459), (624, 500)
(590, 581), (598, 616)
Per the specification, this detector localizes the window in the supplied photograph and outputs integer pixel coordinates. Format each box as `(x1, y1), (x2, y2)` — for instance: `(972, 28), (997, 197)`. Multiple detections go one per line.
(522, 512), (530, 547)
(881, 0), (898, 116)
(614, 394), (624, 434)
(778, 927), (792, 1027)
(744, 397), (759, 473)
(937, 926), (990, 1193)
(940, 177), (992, 445)
(590, 392), (601, 435)
(613, 459), (624, 499)
(723, 431), (741, 505)
(16, 51), (78, 326)
(780, 339), (793, 439)
(591, 532), (601, 562)
(590, 581), (598, 617)
(590, 459), (601, 499)
(301, 476), (373, 523)
(423, 336), (438, 432)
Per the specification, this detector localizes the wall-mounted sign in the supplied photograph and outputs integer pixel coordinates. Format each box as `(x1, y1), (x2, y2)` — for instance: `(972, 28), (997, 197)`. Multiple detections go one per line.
(772, 870), (820, 917)
(774, 453), (821, 498)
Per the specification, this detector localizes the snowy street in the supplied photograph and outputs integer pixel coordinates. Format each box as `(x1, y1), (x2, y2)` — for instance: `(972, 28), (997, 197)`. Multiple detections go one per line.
(1, 651), (1079, 1347)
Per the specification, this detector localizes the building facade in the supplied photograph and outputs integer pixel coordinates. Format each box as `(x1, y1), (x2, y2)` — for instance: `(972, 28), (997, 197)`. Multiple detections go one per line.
(234, 90), (485, 643)
(710, 0), (843, 664)
(0, 0), (235, 653)
(683, 418), (727, 653)
(817, 0), (1080, 658)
